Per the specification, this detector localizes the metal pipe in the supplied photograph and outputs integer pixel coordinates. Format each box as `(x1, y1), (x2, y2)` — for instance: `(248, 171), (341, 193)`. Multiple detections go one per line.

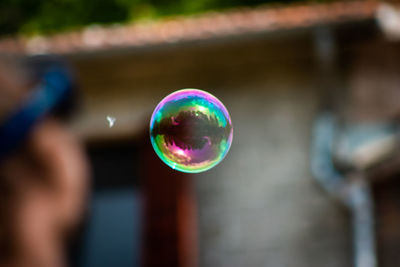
(311, 113), (378, 267)
(348, 179), (377, 267)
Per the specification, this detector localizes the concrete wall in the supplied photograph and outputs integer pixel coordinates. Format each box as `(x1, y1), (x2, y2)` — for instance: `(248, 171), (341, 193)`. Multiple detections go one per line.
(68, 26), (360, 267)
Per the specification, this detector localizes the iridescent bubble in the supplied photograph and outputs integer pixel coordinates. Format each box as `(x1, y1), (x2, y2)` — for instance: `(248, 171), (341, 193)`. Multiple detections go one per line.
(150, 89), (233, 173)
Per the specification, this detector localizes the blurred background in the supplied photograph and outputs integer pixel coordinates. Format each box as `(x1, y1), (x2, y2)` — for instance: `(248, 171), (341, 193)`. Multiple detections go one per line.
(2, 0), (400, 267)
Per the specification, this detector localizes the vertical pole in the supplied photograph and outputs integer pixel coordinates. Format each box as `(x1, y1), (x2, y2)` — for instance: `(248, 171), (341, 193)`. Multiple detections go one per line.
(141, 131), (197, 267)
(348, 178), (377, 267)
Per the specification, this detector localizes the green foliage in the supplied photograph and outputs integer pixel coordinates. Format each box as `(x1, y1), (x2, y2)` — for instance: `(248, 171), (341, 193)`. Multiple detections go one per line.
(0, 0), (302, 36)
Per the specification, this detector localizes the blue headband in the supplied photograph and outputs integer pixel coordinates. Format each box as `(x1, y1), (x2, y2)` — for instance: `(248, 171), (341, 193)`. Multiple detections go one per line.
(0, 67), (72, 161)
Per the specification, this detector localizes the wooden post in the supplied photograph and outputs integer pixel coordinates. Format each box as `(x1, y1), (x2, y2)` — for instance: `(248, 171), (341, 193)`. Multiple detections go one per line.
(141, 132), (197, 267)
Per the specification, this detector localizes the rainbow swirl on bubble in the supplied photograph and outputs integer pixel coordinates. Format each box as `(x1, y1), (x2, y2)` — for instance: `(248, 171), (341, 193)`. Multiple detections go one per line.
(150, 89), (233, 173)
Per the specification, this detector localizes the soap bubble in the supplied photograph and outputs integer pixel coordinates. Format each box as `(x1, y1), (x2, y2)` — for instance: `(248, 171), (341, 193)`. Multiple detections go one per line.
(150, 89), (233, 173)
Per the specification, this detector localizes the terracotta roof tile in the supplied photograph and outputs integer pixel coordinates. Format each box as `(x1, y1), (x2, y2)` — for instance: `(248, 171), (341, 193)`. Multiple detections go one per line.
(0, 0), (379, 55)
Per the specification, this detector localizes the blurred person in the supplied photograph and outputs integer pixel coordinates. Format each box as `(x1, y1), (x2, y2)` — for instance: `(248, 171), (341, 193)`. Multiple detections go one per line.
(0, 55), (89, 267)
